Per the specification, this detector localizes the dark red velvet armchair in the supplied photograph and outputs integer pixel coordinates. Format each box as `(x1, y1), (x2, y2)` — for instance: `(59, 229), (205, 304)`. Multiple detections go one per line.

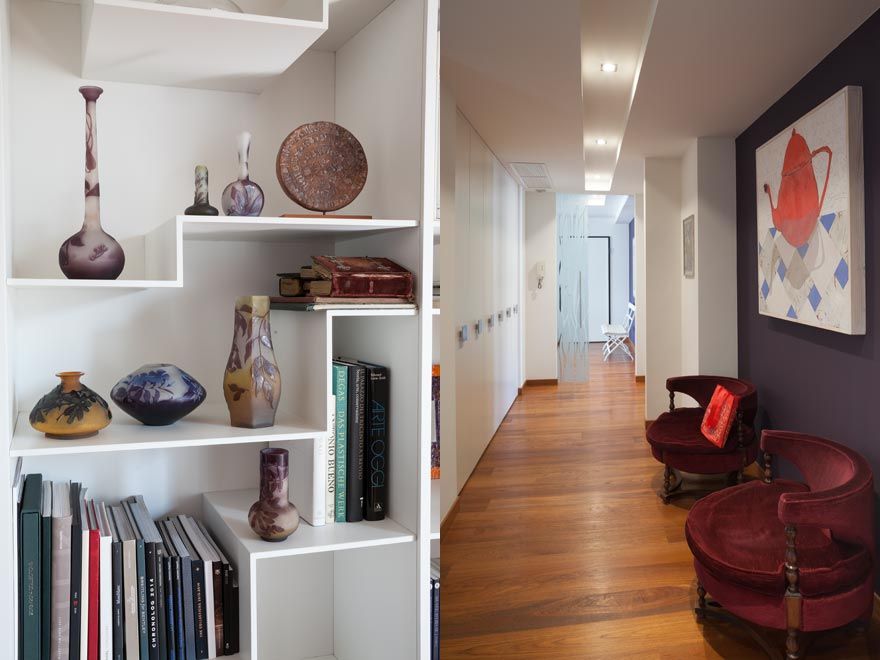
(686, 431), (874, 659)
(646, 375), (758, 503)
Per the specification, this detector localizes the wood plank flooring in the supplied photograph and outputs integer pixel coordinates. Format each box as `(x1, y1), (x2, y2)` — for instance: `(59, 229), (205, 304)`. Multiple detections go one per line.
(441, 346), (880, 659)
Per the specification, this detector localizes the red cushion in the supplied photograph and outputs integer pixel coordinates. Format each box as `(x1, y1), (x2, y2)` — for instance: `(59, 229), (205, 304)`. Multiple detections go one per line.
(647, 409), (739, 455)
(701, 385), (739, 447)
(685, 480), (870, 598)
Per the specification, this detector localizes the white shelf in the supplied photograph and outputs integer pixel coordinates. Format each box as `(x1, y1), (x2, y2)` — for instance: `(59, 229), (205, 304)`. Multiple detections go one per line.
(203, 489), (415, 559)
(8, 216), (419, 290)
(81, 0), (328, 93)
(10, 404), (322, 457)
(430, 479), (440, 540)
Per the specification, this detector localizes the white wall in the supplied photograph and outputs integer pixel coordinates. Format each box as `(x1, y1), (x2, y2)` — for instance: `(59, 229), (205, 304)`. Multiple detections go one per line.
(644, 157), (682, 419)
(680, 140), (700, 375)
(634, 193), (646, 378)
(524, 191), (557, 380)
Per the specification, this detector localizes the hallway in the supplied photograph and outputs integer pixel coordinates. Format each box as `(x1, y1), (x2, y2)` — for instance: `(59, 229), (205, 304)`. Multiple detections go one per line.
(440, 347), (879, 659)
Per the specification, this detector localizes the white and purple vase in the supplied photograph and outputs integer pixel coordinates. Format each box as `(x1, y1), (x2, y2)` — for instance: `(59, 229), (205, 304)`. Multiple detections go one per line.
(111, 364), (206, 426)
(59, 86), (126, 280)
(221, 131), (264, 217)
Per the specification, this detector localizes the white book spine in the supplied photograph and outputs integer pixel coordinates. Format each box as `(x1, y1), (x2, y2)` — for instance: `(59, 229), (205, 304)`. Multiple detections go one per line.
(80, 533), (89, 660)
(313, 431), (326, 525)
(99, 534), (112, 660)
(290, 438), (325, 527)
(325, 394), (337, 525)
(122, 540), (138, 660)
(203, 559), (216, 658)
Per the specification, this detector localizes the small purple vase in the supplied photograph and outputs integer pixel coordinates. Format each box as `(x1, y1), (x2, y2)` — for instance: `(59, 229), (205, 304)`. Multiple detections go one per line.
(248, 448), (300, 542)
(59, 86), (125, 280)
(221, 131), (264, 216)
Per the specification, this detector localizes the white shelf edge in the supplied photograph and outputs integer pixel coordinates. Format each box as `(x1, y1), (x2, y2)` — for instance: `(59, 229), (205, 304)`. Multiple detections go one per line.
(92, 0), (328, 30)
(6, 278), (181, 289)
(10, 409), (323, 458)
(179, 215), (419, 232)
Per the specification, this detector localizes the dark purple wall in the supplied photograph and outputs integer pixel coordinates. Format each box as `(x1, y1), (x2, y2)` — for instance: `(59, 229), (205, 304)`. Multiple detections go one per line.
(736, 11), (880, 486)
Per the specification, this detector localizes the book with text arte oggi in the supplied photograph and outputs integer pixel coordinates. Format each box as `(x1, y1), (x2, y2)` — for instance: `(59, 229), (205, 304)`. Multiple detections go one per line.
(15, 477), (240, 660)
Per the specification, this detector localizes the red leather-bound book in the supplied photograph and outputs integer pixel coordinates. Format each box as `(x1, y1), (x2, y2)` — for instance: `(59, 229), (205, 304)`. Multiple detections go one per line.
(311, 256), (414, 298)
(87, 509), (100, 660)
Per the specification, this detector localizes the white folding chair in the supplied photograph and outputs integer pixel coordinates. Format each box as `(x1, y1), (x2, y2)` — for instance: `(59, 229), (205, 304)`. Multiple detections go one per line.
(601, 303), (635, 361)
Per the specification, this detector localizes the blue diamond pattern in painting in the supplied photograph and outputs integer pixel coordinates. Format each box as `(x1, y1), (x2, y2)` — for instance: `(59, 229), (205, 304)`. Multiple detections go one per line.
(777, 260), (787, 281)
(797, 243), (810, 258)
(835, 258), (849, 288)
(820, 212), (836, 233)
(787, 306), (797, 319)
(808, 284), (822, 311)
(769, 227), (778, 238)
(761, 280), (770, 299)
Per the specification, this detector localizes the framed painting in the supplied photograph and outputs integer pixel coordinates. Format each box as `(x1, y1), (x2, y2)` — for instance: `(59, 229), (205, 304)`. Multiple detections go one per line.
(682, 215), (695, 279)
(756, 85), (865, 334)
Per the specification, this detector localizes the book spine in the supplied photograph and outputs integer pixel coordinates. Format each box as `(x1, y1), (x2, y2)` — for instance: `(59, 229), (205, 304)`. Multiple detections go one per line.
(179, 558), (196, 660)
(20, 510), (41, 660)
(145, 543), (159, 660)
(155, 548), (167, 660)
(50, 516), (71, 660)
(325, 397), (336, 525)
(210, 562), (222, 658)
(79, 530), (89, 660)
(87, 530), (99, 660)
(219, 563), (233, 656)
(121, 541), (138, 660)
(135, 541), (148, 660)
(68, 522), (82, 660)
(431, 365), (440, 479)
(364, 366), (389, 521)
(110, 543), (123, 660)
(346, 365), (366, 522)
(41, 513), (52, 660)
(227, 573), (238, 656)
(202, 562), (215, 659)
(99, 535), (111, 660)
(332, 364), (348, 523)
(431, 579), (440, 660)
(170, 557), (184, 660)
(329, 273), (413, 298)
(190, 560), (208, 660)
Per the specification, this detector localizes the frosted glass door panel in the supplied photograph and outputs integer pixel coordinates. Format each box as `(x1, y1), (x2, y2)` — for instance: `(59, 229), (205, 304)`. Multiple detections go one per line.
(557, 205), (589, 381)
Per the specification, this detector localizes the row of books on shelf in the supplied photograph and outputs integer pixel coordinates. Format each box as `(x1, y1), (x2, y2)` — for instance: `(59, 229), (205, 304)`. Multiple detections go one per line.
(17, 474), (238, 660)
(429, 558), (440, 660)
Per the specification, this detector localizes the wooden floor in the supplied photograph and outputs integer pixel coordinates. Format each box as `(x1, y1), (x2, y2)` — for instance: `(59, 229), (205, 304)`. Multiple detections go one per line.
(440, 346), (880, 659)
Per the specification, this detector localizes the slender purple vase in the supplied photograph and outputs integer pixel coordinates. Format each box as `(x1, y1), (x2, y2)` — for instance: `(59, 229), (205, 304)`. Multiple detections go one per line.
(59, 86), (125, 280)
(221, 131), (264, 216)
(248, 448), (300, 542)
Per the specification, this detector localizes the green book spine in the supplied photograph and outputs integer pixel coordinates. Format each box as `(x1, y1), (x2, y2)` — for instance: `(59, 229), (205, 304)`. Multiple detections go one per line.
(20, 473), (42, 660)
(332, 363), (348, 523)
(40, 511), (51, 660)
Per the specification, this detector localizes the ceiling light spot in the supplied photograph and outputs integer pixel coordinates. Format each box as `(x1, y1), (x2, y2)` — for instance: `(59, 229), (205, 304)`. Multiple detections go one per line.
(595, 138), (607, 146)
(600, 62), (618, 73)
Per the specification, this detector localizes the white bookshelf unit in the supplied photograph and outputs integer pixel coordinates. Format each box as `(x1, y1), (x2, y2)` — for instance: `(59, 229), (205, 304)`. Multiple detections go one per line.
(0, 0), (438, 658)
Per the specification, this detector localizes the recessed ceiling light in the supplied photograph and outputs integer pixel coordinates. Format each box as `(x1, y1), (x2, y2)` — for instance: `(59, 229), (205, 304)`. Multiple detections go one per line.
(600, 62), (618, 73)
(595, 138), (607, 146)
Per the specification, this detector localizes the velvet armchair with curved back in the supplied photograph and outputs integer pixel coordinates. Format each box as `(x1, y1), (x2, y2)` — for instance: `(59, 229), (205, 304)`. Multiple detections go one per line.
(686, 430), (874, 659)
(646, 375), (758, 502)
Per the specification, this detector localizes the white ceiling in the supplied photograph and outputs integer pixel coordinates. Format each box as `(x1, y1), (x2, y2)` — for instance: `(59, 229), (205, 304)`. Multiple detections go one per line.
(441, 0), (880, 195)
(312, 0), (396, 52)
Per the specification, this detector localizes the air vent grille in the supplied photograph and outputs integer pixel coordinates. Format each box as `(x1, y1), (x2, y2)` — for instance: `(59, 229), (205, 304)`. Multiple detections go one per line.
(510, 162), (553, 190)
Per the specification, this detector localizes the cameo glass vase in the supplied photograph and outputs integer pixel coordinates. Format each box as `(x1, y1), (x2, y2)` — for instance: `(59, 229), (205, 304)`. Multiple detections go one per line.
(59, 86), (125, 280)
(221, 132), (264, 216)
(223, 295), (282, 428)
(111, 364), (206, 426)
(184, 165), (219, 216)
(248, 448), (300, 542)
(29, 372), (112, 439)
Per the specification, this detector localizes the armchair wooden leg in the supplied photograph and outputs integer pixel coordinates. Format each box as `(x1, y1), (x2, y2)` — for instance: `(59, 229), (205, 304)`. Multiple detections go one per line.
(786, 628), (801, 660)
(662, 465), (673, 504)
(695, 581), (707, 621)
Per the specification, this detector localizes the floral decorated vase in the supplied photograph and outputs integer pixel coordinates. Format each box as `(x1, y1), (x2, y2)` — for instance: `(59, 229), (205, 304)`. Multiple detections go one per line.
(111, 364), (206, 426)
(248, 447), (299, 542)
(29, 372), (112, 439)
(224, 295), (281, 428)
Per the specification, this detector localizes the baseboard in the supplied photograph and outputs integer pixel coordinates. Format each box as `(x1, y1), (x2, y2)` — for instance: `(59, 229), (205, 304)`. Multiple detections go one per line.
(524, 378), (558, 386)
(517, 387), (523, 396)
(440, 496), (460, 538)
(635, 375), (645, 382)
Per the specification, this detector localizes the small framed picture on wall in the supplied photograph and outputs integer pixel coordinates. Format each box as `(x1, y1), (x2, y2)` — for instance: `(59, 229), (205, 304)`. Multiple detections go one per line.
(683, 215), (695, 279)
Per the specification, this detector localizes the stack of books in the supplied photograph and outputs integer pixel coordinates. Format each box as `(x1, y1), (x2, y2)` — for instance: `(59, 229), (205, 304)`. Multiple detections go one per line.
(274, 255), (416, 311)
(429, 559), (440, 660)
(17, 474), (239, 660)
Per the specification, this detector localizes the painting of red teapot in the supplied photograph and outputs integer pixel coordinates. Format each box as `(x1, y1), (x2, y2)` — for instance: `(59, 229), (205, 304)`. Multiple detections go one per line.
(755, 85), (865, 335)
(762, 129), (831, 248)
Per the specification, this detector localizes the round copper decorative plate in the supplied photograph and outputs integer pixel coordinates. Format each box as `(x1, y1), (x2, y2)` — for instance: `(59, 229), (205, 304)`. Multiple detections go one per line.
(276, 121), (368, 213)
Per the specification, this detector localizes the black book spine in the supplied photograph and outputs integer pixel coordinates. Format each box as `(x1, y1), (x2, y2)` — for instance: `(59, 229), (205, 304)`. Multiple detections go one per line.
(190, 561), (208, 660)
(40, 511), (51, 660)
(156, 547), (168, 660)
(431, 578), (440, 660)
(69, 486), (82, 660)
(171, 557), (184, 660)
(220, 563), (232, 655)
(226, 569), (239, 655)
(346, 364), (366, 522)
(111, 541), (124, 660)
(363, 365), (389, 521)
(179, 557), (196, 660)
(145, 543), (159, 660)
(210, 563), (222, 657)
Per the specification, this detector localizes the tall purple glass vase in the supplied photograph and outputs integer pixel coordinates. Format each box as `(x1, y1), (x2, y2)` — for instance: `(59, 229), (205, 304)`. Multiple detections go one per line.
(59, 86), (125, 280)
(221, 132), (264, 216)
(248, 448), (300, 542)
